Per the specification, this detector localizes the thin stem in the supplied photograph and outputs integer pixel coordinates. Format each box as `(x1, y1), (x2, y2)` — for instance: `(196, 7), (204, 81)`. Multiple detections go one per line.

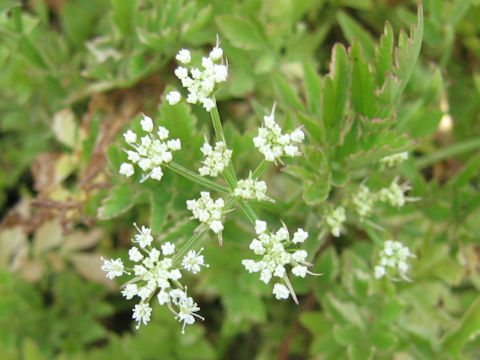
(364, 225), (383, 248)
(168, 162), (229, 194)
(238, 201), (258, 225)
(210, 101), (226, 143)
(252, 159), (270, 179)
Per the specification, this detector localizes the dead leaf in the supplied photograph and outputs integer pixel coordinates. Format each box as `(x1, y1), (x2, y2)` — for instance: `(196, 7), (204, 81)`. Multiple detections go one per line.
(70, 253), (115, 289)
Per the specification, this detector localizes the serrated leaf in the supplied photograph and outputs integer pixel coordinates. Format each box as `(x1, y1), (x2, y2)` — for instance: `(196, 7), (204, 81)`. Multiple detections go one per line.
(216, 15), (269, 51)
(374, 22), (394, 86)
(350, 41), (377, 118)
(322, 44), (350, 141)
(303, 62), (323, 116)
(303, 179), (330, 205)
(378, 5), (423, 104)
(97, 184), (134, 219)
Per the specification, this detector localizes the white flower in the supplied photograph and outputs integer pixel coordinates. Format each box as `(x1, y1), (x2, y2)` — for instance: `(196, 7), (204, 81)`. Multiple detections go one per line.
(132, 303), (152, 329)
(272, 283), (290, 300)
(242, 220), (315, 302)
(182, 248), (209, 274)
(253, 104), (304, 162)
(175, 293), (204, 334)
(157, 290), (170, 305)
(171, 40), (228, 112)
(255, 220), (267, 235)
(375, 240), (415, 281)
(209, 46), (223, 60)
(198, 141), (232, 177)
(140, 115), (154, 132)
(378, 179), (415, 208)
(119, 163), (134, 177)
(129, 247), (143, 262)
(133, 223), (153, 248)
(325, 207), (346, 237)
(352, 185), (377, 219)
(166, 91), (181, 105)
(292, 229), (308, 244)
(380, 152), (408, 167)
(176, 49), (191, 64)
(119, 117), (181, 182)
(101, 257), (125, 279)
(122, 284), (138, 300)
(161, 242), (175, 256)
(292, 265), (307, 278)
(124, 130), (137, 144)
(187, 192), (225, 234)
(234, 177), (269, 201)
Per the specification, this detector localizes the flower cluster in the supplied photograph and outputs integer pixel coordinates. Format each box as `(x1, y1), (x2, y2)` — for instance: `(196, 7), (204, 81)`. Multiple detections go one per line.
(101, 224), (208, 332)
(253, 104), (305, 162)
(378, 178), (414, 207)
(374, 240), (415, 281)
(351, 185), (376, 219)
(325, 207), (346, 237)
(198, 140), (232, 177)
(242, 220), (313, 301)
(233, 176), (269, 201)
(380, 152), (409, 167)
(119, 115), (181, 182)
(187, 192), (224, 234)
(165, 40), (228, 111)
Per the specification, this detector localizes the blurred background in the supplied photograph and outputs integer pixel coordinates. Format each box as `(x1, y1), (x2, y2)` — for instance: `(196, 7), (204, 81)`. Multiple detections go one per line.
(1, 0), (480, 359)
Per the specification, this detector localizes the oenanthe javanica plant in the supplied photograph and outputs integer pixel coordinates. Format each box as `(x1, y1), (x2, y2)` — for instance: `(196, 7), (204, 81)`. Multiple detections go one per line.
(2, 1), (480, 359)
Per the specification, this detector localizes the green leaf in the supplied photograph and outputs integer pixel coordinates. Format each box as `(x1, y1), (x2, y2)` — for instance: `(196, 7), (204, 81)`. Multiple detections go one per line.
(350, 41), (376, 118)
(303, 179), (330, 205)
(374, 22), (394, 86)
(274, 72), (304, 111)
(442, 296), (480, 355)
(216, 15), (269, 51)
(336, 11), (375, 61)
(150, 191), (173, 234)
(111, 0), (136, 36)
(303, 62), (323, 116)
(322, 43), (350, 141)
(98, 184), (134, 219)
(378, 5), (424, 104)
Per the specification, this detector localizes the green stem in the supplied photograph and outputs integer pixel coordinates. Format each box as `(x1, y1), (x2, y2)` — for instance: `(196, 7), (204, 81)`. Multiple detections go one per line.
(364, 225), (383, 248)
(415, 137), (480, 170)
(210, 101), (225, 142)
(168, 162), (229, 194)
(252, 160), (270, 179)
(238, 201), (258, 225)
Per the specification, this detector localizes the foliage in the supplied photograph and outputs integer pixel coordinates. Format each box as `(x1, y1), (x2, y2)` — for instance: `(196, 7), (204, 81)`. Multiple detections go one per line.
(1, 0), (480, 359)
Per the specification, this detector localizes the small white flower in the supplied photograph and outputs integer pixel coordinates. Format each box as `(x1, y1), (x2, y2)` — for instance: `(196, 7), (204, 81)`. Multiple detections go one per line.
(209, 46), (223, 60)
(133, 223), (153, 248)
(134, 264), (147, 276)
(255, 220), (267, 235)
(187, 192), (225, 235)
(375, 240), (415, 281)
(242, 259), (260, 273)
(272, 283), (290, 300)
(176, 49), (191, 64)
(378, 179), (414, 208)
(124, 130), (137, 144)
(166, 91), (181, 105)
(161, 242), (175, 256)
(150, 167), (164, 181)
(119, 163), (134, 177)
(325, 207), (346, 237)
(167, 139), (181, 151)
(198, 141), (232, 177)
(129, 247), (143, 262)
(292, 265), (308, 278)
(121, 284), (138, 300)
(157, 290), (170, 305)
(174, 66), (189, 79)
(380, 152), (408, 167)
(182, 248), (209, 274)
(254, 104), (305, 162)
(292, 250), (308, 262)
(140, 115), (154, 132)
(175, 294), (204, 334)
(101, 257), (125, 279)
(132, 303), (152, 329)
(260, 269), (272, 284)
(234, 177), (269, 201)
(352, 185), (376, 219)
(292, 229), (308, 244)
